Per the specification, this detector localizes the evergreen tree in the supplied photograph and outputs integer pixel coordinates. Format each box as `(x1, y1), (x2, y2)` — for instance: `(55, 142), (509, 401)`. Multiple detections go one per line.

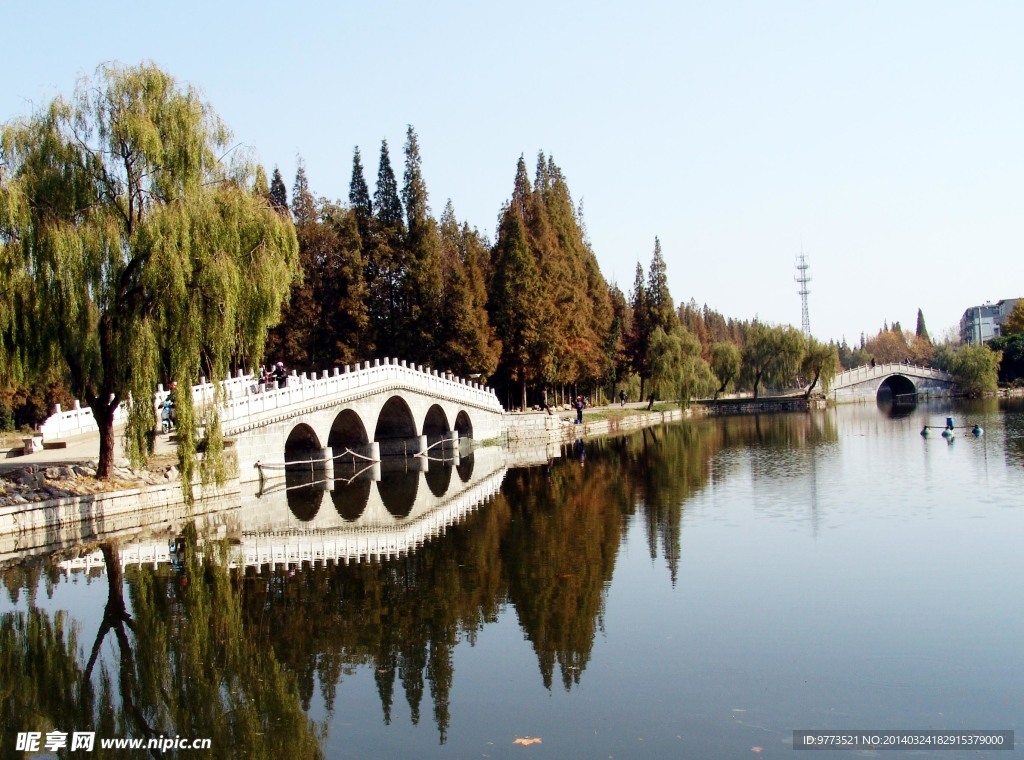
(436, 201), (499, 377)
(291, 159), (316, 226)
(401, 126), (443, 363)
(269, 167), (289, 213)
(625, 262), (651, 399)
(367, 139), (406, 357)
(348, 147), (373, 245)
(915, 308), (930, 341)
(323, 205), (372, 363)
(647, 237), (678, 334)
(266, 163), (321, 368)
(605, 283), (631, 394)
(489, 157), (544, 410)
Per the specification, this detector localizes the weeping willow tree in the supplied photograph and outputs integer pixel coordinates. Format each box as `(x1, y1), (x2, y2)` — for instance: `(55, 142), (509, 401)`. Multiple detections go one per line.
(800, 336), (839, 398)
(0, 62), (299, 487)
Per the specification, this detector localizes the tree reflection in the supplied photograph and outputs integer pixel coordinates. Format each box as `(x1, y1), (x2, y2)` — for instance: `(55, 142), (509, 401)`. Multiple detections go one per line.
(0, 533), (324, 759)
(2, 413), (847, 748)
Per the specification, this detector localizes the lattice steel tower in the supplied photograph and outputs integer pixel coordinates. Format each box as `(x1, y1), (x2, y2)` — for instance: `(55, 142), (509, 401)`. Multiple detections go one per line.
(795, 253), (811, 337)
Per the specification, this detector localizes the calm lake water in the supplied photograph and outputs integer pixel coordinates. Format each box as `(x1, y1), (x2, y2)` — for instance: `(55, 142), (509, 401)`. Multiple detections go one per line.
(2, 399), (1022, 759)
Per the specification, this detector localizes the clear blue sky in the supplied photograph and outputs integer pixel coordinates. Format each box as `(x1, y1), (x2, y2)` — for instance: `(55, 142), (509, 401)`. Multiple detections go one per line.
(4, 1), (1022, 344)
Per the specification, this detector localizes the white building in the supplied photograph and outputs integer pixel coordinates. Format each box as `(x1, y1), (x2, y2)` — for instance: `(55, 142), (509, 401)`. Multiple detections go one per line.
(960, 298), (1019, 344)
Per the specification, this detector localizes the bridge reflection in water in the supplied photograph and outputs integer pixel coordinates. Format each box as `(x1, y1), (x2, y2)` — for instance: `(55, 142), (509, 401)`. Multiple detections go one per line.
(51, 444), (508, 576)
(231, 442), (505, 569)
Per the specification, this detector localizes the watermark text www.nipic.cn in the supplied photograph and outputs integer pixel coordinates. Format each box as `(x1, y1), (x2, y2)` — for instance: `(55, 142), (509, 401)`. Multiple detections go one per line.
(16, 732), (212, 753)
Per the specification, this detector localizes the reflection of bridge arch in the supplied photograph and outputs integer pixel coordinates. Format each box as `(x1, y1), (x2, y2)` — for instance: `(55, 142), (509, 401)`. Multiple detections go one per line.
(378, 467), (420, 518)
(330, 477), (372, 521)
(425, 461), (453, 496)
(236, 453), (509, 567)
(285, 474), (323, 521)
(456, 450), (475, 483)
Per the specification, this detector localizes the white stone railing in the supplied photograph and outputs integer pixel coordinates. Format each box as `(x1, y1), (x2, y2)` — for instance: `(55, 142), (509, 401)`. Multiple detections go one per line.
(38, 400), (125, 441)
(832, 362), (953, 390)
(215, 358), (502, 435)
(38, 372), (252, 441)
(40, 359), (502, 441)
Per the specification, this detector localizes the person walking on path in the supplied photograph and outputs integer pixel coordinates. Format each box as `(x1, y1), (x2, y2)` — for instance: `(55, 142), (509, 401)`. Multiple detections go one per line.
(574, 396), (584, 424)
(619, 389), (626, 407)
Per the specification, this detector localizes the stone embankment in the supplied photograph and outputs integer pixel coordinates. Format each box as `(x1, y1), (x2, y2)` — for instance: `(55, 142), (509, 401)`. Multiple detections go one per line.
(503, 405), (695, 444)
(0, 462), (180, 507)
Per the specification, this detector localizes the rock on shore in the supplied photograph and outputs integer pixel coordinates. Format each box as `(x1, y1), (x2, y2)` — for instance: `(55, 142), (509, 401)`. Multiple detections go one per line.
(0, 462), (179, 506)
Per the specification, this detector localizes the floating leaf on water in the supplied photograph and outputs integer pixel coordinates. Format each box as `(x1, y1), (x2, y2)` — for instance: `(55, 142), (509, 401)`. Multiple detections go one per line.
(512, 737), (544, 749)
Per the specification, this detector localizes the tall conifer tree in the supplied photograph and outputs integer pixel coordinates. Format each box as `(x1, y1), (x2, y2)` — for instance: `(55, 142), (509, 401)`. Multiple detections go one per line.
(368, 139), (406, 357)
(490, 157), (544, 410)
(400, 126), (443, 363)
(348, 147), (373, 245)
(269, 167), (288, 213)
(626, 262), (651, 399)
(647, 237), (677, 334)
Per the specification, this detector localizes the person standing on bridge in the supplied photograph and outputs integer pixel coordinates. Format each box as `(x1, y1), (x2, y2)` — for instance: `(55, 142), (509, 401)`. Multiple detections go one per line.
(274, 361), (288, 388)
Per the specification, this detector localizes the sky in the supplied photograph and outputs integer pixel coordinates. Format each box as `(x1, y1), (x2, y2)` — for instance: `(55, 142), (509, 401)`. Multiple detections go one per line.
(3, 1), (1022, 345)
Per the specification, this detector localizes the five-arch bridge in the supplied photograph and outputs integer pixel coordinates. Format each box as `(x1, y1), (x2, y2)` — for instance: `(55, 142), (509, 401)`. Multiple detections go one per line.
(829, 362), (954, 403)
(202, 359), (504, 483)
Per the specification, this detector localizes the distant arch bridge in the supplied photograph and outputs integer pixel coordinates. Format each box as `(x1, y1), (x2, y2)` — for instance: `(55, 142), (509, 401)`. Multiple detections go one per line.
(829, 362), (955, 403)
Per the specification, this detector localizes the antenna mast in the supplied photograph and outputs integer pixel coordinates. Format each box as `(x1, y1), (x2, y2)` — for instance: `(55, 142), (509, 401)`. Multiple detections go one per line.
(795, 252), (811, 337)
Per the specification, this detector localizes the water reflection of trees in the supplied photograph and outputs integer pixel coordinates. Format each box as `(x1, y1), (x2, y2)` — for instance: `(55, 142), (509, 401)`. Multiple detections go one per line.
(1, 414), (843, 748)
(235, 423), (727, 739)
(0, 536), (325, 759)
(237, 498), (511, 744)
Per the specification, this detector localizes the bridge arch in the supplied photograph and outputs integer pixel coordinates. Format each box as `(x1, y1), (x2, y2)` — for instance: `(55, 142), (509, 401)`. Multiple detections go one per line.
(284, 424), (323, 470)
(423, 404), (451, 441)
(328, 409), (370, 449)
(375, 396), (418, 456)
(877, 374), (917, 403)
(455, 410), (474, 439)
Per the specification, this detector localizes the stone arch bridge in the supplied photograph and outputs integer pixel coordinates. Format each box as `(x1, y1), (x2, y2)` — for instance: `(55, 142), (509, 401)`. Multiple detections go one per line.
(202, 359), (504, 484)
(829, 362), (955, 403)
